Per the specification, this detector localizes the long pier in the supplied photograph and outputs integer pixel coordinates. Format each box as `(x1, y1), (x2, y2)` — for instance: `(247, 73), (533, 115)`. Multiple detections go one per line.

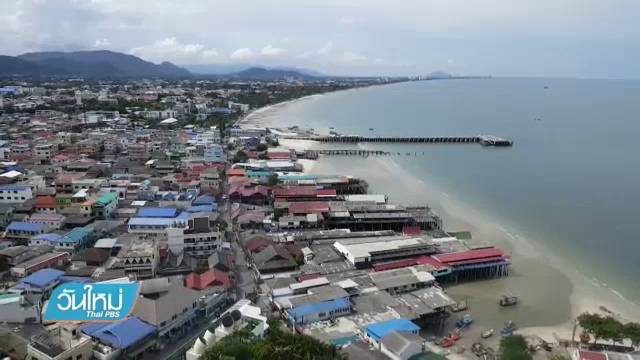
(285, 135), (513, 146)
(310, 149), (391, 156)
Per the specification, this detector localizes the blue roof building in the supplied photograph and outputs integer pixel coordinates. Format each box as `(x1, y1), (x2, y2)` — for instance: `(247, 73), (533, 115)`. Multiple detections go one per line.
(287, 298), (351, 326)
(12, 269), (64, 293)
(192, 195), (215, 206)
(82, 317), (157, 349)
(137, 207), (179, 218)
(365, 319), (420, 343)
(6, 221), (45, 239)
(186, 204), (216, 213)
(30, 233), (63, 246)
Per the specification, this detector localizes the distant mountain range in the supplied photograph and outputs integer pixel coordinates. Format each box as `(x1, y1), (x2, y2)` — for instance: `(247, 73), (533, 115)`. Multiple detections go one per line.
(0, 50), (191, 78)
(184, 63), (325, 77)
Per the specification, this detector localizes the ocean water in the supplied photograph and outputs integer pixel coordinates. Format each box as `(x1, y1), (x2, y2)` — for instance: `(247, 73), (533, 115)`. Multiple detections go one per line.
(250, 78), (640, 306)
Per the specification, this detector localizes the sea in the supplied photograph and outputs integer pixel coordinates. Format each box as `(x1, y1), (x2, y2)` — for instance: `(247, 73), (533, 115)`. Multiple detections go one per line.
(246, 78), (640, 326)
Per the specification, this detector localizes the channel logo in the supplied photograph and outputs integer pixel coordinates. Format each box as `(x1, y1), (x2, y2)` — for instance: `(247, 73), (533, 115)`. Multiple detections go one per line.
(44, 283), (140, 322)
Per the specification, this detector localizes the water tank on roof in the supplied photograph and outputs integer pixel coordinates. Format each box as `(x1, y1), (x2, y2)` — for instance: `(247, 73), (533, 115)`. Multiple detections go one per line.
(221, 315), (234, 328)
(230, 309), (242, 321)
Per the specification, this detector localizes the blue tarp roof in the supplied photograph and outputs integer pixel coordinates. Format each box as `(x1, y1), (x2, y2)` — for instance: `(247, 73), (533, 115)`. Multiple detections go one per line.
(288, 298), (350, 319)
(18, 269), (64, 288)
(128, 217), (177, 226)
(81, 317), (157, 349)
(32, 233), (63, 242)
(192, 195), (215, 206)
(6, 222), (44, 232)
(137, 207), (178, 218)
(186, 205), (215, 213)
(365, 319), (420, 342)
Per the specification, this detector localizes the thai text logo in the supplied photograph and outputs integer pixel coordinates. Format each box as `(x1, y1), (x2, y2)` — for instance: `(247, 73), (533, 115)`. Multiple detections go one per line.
(44, 283), (139, 322)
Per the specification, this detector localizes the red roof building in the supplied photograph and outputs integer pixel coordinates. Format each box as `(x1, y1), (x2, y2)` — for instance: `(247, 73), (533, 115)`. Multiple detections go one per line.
(288, 201), (331, 215)
(245, 236), (274, 253)
(184, 269), (232, 290)
(227, 168), (246, 177)
(431, 248), (509, 267)
(372, 259), (418, 272)
(272, 186), (337, 201)
(33, 196), (57, 211)
(267, 151), (291, 160)
(575, 350), (606, 360)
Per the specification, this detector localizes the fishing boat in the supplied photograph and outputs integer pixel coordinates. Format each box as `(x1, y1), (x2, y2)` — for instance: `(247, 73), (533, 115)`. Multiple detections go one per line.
(456, 314), (474, 330)
(501, 321), (517, 336)
(499, 294), (519, 306)
(481, 329), (494, 338)
(450, 300), (468, 312)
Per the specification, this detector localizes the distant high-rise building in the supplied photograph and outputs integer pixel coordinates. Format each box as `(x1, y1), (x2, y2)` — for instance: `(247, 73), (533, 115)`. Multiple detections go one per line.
(75, 90), (82, 105)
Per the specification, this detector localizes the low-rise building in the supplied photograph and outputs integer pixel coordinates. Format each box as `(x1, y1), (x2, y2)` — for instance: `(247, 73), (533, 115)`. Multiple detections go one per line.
(166, 216), (222, 258)
(0, 185), (33, 204)
(120, 238), (159, 279)
(27, 324), (93, 360)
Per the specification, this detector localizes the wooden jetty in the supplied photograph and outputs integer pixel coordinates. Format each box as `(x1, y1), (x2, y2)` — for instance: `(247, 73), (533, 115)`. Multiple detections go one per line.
(285, 134), (513, 146)
(308, 149), (391, 156)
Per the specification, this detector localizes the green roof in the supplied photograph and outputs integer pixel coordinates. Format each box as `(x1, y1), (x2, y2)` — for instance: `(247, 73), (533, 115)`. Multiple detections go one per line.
(96, 193), (118, 207)
(61, 227), (93, 244)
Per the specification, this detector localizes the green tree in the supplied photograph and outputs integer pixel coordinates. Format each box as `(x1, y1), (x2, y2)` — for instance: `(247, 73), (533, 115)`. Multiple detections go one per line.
(548, 355), (570, 360)
(203, 320), (345, 360)
(267, 174), (279, 187)
(233, 150), (249, 163)
(624, 322), (640, 349)
(499, 335), (532, 360)
(256, 143), (268, 152)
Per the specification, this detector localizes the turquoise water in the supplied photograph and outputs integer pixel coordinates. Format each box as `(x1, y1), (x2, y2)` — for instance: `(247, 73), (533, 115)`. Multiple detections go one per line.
(253, 78), (640, 304)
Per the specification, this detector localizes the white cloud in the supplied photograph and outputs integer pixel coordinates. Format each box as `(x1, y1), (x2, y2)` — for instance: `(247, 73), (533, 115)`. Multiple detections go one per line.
(130, 37), (216, 63)
(93, 38), (111, 48)
(341, 51), (367, 63)
(202, 49), (219, 59)
(261, 44), (286, 56)
(337, 16), (356, 25)
(230, 47), (255, 60)
(318, 41), (333, 55)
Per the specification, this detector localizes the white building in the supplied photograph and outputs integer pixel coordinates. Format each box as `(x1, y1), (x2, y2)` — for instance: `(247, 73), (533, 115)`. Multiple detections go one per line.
(186, 299), (269, 360)
(0, 185), (33, 204)
(166, 216), (222, 258)
(28, 324), (93, 360)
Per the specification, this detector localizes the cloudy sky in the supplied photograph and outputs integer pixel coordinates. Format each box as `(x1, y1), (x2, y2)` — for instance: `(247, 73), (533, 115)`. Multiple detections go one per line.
(1, 0), (640, 78)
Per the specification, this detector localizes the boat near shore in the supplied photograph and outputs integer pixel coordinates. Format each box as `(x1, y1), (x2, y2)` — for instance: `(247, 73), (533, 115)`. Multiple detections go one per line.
(499, 294), (519, 306)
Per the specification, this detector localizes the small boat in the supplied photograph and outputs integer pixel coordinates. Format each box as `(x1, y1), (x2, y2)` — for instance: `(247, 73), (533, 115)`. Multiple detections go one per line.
(450, 300), (468, 312)
(456, 314), (474, 330)
(369, 127), (374, 131)
(439, 337), (455, 348)
(544, 86), (549, 89)
(499, 295), (519, 306)
(501, 321), (517, 336)
(481, 329), (494, 338)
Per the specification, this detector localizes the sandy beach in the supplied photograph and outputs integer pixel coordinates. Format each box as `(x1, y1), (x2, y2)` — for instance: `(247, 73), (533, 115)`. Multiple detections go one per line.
(240, 97), (640, 357)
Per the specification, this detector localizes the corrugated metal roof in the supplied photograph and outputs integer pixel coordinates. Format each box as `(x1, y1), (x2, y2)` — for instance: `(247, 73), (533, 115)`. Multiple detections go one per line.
(17, 269), (64, 288)
(137, 207), (178, 217)
(81, 317), (157, 349)
(61, 227), (93, 244)
(128, 217), (177, 226)
(365, 319), (419, 342)
(288, 297), (350, 318)
(432, 248), (506, 264)
(6, 221), (44, 232)
(95, 193), (118, 207)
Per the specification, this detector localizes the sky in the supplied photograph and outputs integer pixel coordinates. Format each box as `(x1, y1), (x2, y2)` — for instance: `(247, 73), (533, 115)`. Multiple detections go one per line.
(1, 0), (640, 78)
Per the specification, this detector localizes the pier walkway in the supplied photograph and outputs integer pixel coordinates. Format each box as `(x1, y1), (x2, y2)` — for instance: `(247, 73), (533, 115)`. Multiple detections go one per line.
(285, 135), (513, 146)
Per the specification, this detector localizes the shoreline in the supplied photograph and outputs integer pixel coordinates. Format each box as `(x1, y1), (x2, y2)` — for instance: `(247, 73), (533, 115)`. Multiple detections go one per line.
(241, 88), (640, 347)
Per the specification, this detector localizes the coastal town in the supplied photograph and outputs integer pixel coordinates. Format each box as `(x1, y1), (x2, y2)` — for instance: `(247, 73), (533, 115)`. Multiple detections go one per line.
(0, 78), (639, 360)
